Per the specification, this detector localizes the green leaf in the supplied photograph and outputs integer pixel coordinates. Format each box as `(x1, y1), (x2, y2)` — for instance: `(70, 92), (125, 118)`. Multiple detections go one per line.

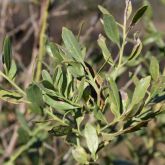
(2, 36), (12, 72)
(75, 77), (86, 102)
(42, 70), (53, 84)
(94, 108), (107, 123)
(150, 76), (165, 99)
(130, 6), (148, 26)
(26, 84), (43, 104)
(8, 60), (17, 80)
(84, 123), (99, 157)
(103, 14), (120, 46)
(46, 41), (63, 62)
(62, 27), (84, 63)
(149, 56), (159, 81)
(26, 84), (43, 114)
(98, 5), (110, 15)
(72, 146), (88, 164)
(64, 70), (73, 98)
(108, 78), (121, 118)
(97, 35), (113, 65)
(58, 44), (74, 61)
(42, 80), (55, 91)
(53, 66), (69, 97)
(128, 38), (142, 62)
(53, 66), (63, 88)
(130, 76), (151, 108)
(59, 69), (67, 96)
(76, 116), (84, 133)
(68, 62), (85, 78)
(48, 125), (71, 136)
(139, 109), (156, 120)
(0, 89), (22, 104)
(53, 66), (66, 96)
(43, 95), (78, 111)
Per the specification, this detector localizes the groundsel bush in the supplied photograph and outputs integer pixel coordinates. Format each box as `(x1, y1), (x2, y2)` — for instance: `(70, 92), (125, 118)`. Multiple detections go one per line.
(0, 0), (165, 164)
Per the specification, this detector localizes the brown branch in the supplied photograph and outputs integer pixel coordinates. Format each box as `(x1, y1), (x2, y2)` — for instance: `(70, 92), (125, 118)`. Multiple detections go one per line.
(0, 125), (19, 164)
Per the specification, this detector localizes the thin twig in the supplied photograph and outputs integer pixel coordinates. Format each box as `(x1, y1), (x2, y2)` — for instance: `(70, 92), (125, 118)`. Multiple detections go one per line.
(15, 27), (34, 50)
(35, 0), (50, 82)
(121, 65), (142, 91)
(7, 15), (36, 37)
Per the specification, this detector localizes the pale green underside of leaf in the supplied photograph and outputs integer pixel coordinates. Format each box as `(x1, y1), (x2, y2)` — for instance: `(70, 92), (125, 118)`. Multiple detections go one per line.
(97, 35), (113, 65)
(130, 76), (151, 108)
(109, 78), (121, 118)
(103, 14), (120, 46)
(72, 146), (88, 164)
(62, 27), (84, 64)
(149, 56), (160, 81)
(43, 95), (78, 111)
(84, 123), (99, 156)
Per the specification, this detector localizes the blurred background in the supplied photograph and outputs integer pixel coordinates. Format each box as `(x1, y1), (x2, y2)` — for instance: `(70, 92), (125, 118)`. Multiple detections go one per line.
(0, 0), (165, 165)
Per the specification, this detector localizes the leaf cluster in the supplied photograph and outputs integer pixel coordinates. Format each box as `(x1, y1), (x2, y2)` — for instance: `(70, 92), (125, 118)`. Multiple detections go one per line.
(0, 0), (165, 164)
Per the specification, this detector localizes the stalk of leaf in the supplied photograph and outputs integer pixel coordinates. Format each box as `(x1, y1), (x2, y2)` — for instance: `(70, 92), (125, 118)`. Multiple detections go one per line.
(100, 118), (119, 132)
(117, 13), (128, 68)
